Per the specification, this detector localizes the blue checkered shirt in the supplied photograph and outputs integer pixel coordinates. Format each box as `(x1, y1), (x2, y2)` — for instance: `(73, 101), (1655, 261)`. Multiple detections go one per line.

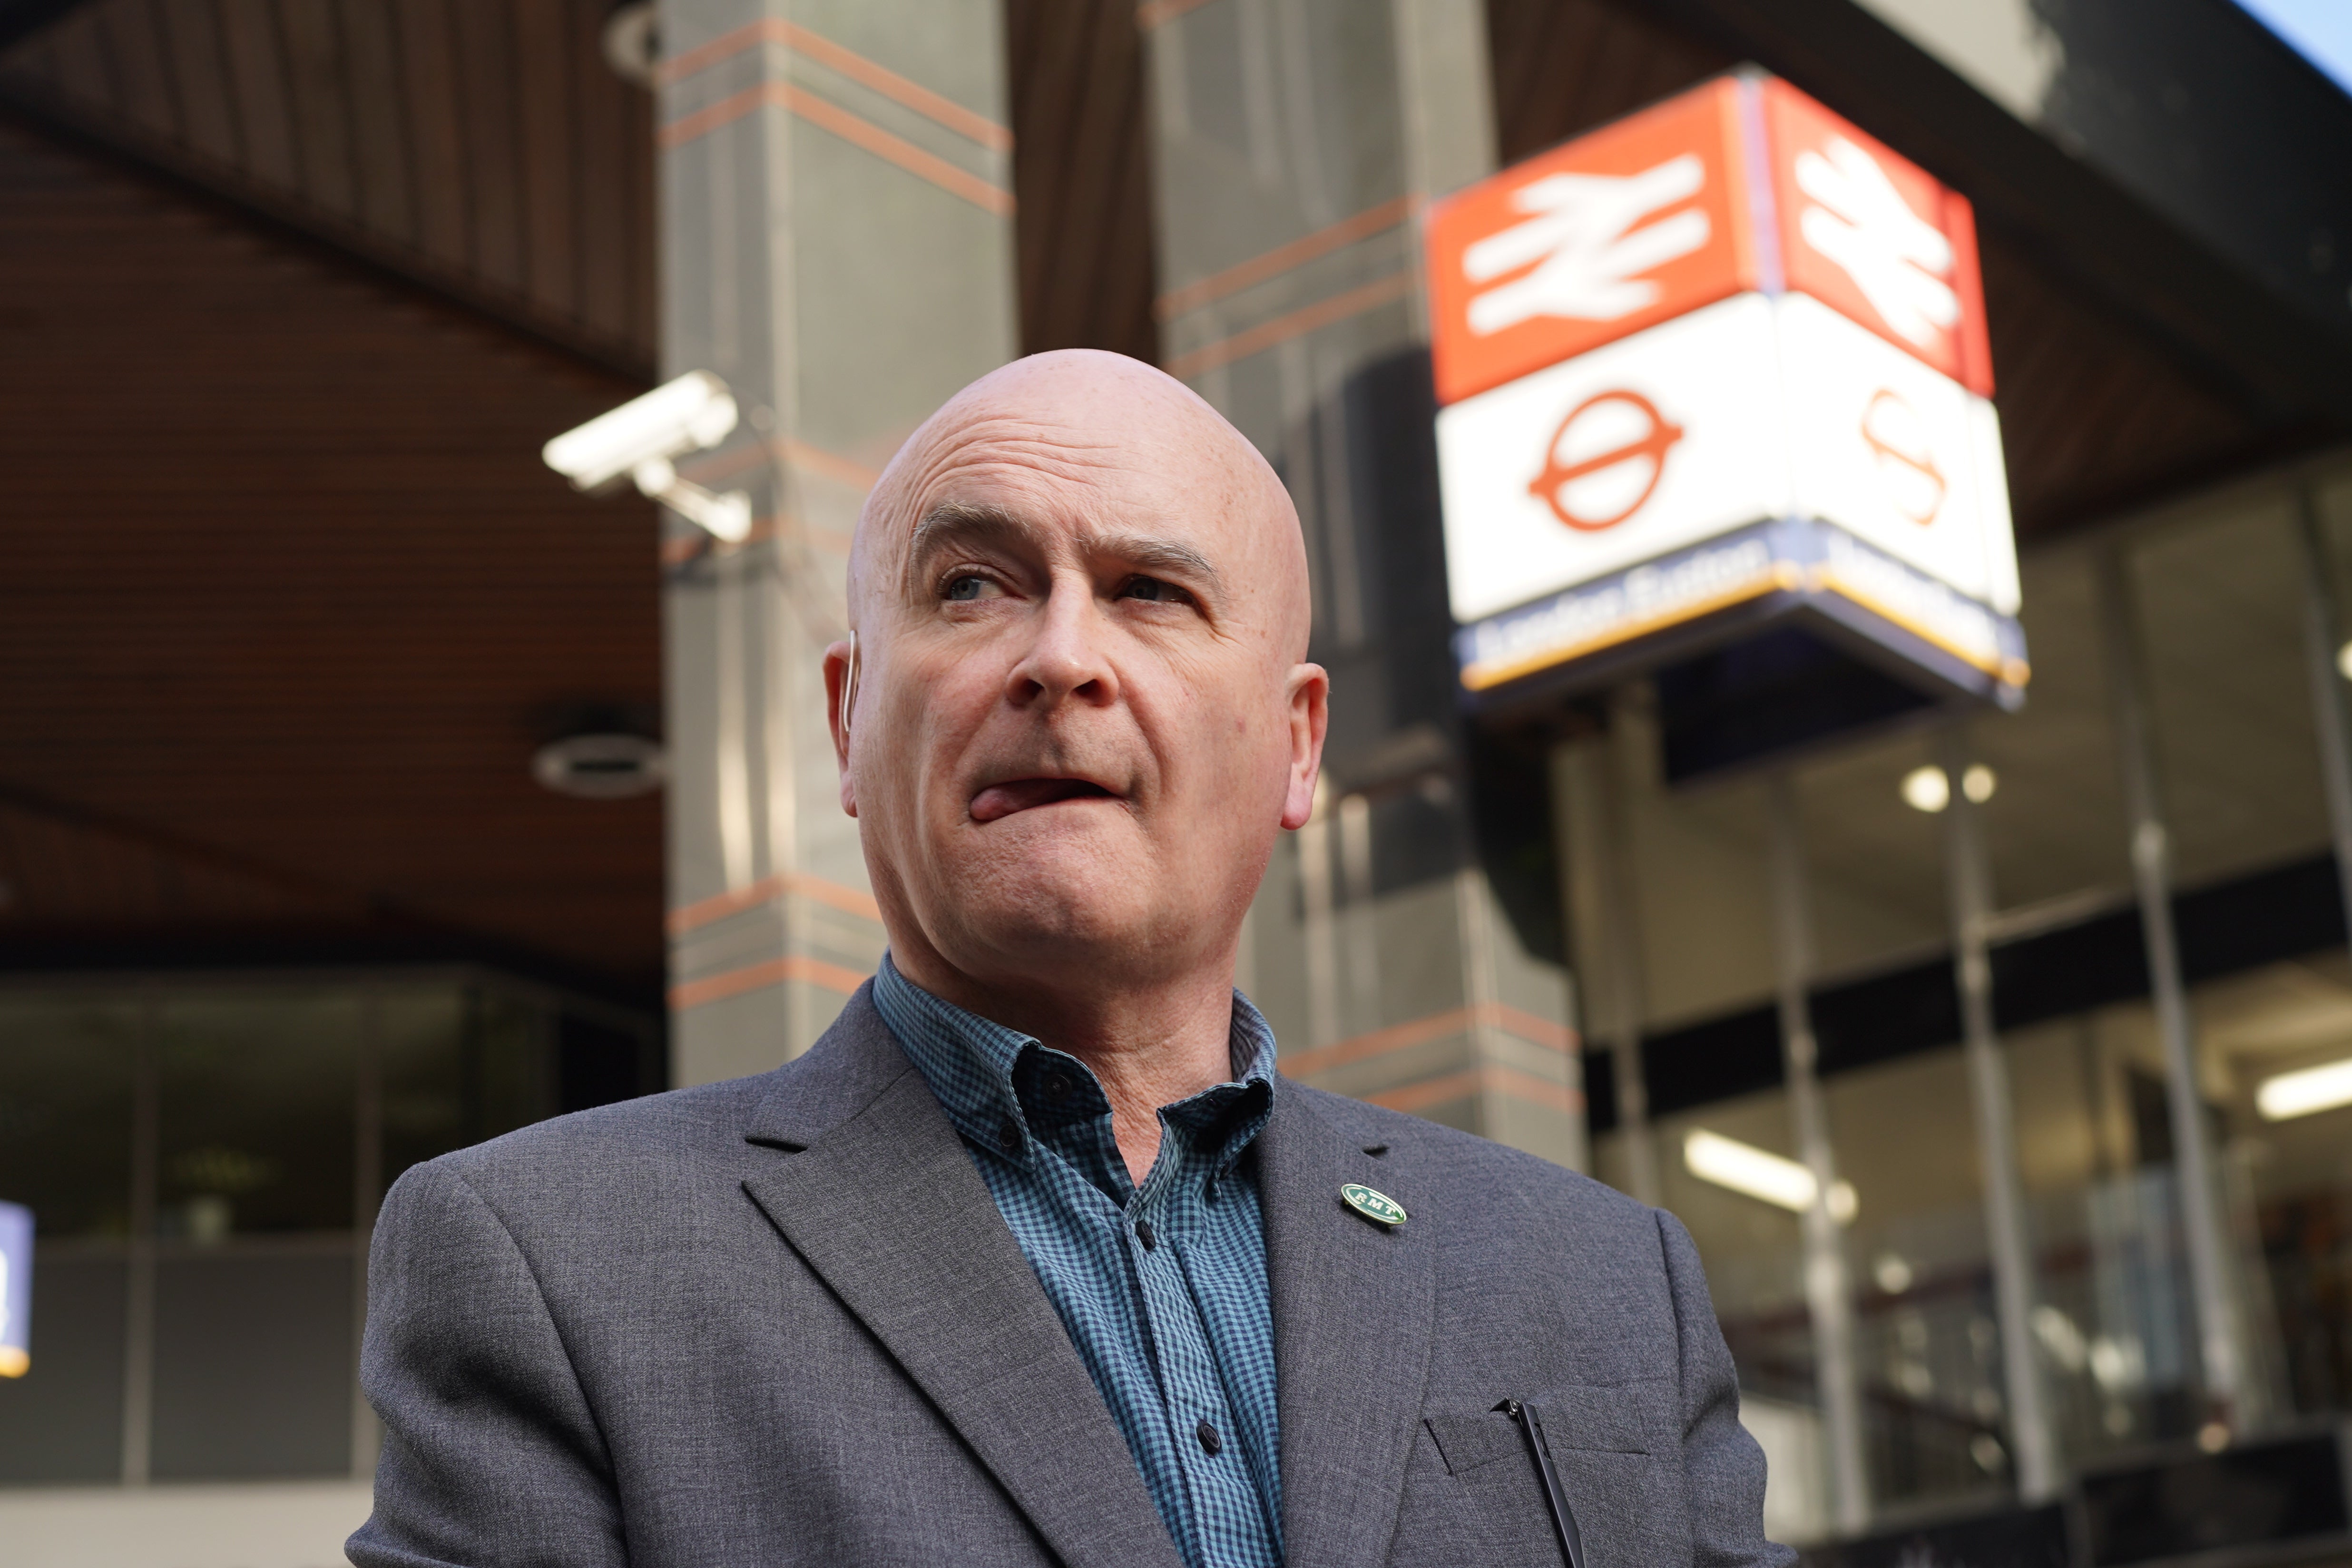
(872, 955), (1284, 1568)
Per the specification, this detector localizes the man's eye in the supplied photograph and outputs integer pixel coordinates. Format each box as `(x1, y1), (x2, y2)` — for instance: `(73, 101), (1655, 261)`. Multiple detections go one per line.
(944, 575), (998, 601)
(1120, 577), (1190, 605)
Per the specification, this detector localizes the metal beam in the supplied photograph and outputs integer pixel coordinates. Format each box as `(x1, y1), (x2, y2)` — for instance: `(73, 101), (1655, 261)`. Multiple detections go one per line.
(1766, 771), (1871, 1536)
(1938, 722), (2058, 1502)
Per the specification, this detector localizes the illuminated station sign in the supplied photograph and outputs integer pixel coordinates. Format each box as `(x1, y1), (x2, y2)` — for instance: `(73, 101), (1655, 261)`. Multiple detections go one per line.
(0, 1200), (27, 1379)
(1426, 72), (2026, 709)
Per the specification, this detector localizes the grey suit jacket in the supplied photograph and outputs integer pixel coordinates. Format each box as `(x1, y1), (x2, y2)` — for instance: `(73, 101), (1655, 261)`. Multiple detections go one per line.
(351, 985), (1794, 1568)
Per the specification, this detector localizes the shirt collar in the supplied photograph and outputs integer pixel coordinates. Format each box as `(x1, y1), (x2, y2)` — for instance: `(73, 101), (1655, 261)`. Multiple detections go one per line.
(872, 952), (1279, 1180)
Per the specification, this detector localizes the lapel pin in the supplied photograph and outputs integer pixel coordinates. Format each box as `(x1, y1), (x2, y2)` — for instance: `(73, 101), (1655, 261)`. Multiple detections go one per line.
(1341, 1182), (1407, 1227)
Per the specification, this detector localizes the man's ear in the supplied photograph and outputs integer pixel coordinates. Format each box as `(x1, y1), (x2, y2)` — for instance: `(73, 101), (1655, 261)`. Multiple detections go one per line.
(822, 633), (859, 818)
(1278, 662), (1329, 831)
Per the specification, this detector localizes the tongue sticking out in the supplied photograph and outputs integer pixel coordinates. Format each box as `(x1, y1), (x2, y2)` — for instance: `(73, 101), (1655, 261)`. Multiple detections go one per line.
(970, 777), (1116, 823)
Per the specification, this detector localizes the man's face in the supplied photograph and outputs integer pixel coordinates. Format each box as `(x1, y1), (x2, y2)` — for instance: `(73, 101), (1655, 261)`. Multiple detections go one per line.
(828, 359), (1324, 997)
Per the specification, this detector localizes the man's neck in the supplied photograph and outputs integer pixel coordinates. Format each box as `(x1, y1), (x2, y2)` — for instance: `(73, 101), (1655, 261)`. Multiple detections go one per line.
(888, 944), (1240, 1184)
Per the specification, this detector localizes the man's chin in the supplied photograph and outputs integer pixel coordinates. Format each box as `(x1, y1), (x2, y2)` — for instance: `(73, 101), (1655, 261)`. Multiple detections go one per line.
(929, 827), (1179, 962)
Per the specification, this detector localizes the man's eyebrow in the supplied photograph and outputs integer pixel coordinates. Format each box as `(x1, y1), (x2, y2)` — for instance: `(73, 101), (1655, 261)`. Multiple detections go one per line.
(902, 501), (1036, 588)
(1084, 530), (1224, 599)
(901, 503), (1225, 600)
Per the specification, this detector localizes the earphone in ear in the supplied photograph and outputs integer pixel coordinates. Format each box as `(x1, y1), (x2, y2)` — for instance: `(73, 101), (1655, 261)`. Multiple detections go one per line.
(839, 630), (859, 739)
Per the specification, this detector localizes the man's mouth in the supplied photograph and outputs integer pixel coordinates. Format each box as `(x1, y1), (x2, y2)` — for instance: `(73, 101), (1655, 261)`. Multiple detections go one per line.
(969, 777), (1120, 823)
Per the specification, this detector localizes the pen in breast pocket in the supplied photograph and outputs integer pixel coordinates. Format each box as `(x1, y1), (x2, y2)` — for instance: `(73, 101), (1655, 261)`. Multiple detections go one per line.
(1495, 1399), (1586, 1568)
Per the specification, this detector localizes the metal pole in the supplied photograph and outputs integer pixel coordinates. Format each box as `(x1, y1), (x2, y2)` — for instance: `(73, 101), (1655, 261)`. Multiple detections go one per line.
(352, 990), (384, 1481)
(2292, 488), (2352, 944)
(1766, 771), (1871, 1535)
(1938, 723), (2058, 1501)
(1598, 701), (1661, 1207)
(120, 988), (157, 1487)
(2094, 547), (2245, 1425)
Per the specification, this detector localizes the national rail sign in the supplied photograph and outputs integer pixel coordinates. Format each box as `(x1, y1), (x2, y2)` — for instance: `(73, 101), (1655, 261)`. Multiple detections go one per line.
(1424, 70), (2024, 709)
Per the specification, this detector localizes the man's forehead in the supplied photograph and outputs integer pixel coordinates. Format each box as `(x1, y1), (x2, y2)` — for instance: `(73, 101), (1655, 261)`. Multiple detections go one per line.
(882, 414), (1229, 550)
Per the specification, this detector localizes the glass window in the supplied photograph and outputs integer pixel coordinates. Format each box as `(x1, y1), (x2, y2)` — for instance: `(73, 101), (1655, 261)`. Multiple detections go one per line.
(156, 992), (360, 1240)
(380, 987), (468, 1192)
(2190, 953), (2352, 1424)
(0, 969), (652, 1490)
(1825, 1049), (2006, 1512)
(1977, 548), (2134, 913)
(1651, 1088), (1825, 1537)
(0, 994), (138, 1240)
(1611, 689), (1779, 1029)
(1793, 724), (1949, 981)
(2006, 1007), (2204, 1464)
(2131, 500), (2331, 886)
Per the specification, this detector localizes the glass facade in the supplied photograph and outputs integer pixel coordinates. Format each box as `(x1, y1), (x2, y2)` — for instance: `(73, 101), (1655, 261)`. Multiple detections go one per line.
(1573, 466), (2352, 1540)
(0, 970), (657, 1488)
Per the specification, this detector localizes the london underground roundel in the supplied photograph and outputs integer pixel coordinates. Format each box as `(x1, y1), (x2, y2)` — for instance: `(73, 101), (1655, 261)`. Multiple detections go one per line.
(1529, 390), (1685, 531)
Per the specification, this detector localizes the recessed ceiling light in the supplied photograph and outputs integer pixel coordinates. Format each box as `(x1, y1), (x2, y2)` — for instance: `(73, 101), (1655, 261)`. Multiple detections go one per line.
(2256, 1055), (2352, 1121)
(1901, 763), (1995, 813)
(532, 733), (666, 800)
(1684, 1129), (1856, 1223)
(1901, 765), (1950, 813)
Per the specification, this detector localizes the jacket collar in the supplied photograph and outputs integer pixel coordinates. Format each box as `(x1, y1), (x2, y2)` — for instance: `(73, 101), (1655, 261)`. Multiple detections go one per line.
(1256, 1085), (1439, 1568)
(739, 986), (1184, 1568)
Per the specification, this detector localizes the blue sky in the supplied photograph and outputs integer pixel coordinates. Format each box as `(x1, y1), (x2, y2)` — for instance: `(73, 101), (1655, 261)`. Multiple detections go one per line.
(2234, 0), (2352, 92)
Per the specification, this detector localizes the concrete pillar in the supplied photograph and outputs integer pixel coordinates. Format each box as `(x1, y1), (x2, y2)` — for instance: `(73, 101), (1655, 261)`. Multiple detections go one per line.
(654, 0), (1018, 1086)
(1139, 0), (1581, 1166)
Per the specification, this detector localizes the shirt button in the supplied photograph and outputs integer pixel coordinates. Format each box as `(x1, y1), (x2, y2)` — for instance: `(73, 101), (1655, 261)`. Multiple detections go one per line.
(997, 1117), (1022, 1154)
(1043, 1070), (1076, 1102)
(1196, 1420), (1223, 1456)
(1135, 1218), (1156, 1250)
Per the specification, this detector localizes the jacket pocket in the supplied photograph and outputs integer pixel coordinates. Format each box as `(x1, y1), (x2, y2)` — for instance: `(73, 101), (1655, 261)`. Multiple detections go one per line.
(1415, 1383), (1685, 1567)
(1423, 1381), (1666, 1476)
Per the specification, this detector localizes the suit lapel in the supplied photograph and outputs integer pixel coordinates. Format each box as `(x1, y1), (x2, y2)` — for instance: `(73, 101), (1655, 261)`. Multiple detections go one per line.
(1258, 1087), (1438, 1568)
(741, 995), (1181, 1568)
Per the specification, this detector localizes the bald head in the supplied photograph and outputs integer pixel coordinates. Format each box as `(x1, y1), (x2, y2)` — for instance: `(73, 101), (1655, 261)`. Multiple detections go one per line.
(821, 349), (1329, 1057)
(849, 350), (1312, 661)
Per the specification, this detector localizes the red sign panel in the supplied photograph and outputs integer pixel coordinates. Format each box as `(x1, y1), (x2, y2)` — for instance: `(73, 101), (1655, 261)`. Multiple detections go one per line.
(1759, 78), (1992, 397)
(1425, 72), (1992, 407)
(1422, 78), (1757, 407)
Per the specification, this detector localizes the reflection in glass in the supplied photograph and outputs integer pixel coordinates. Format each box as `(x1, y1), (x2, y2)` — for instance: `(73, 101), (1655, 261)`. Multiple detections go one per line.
(156, 993), (360, 1239)
(1648, 1091), (1825, 1539)
(1824, 1050), (2006, 1513)
(2010, 1006), (2219, 1462)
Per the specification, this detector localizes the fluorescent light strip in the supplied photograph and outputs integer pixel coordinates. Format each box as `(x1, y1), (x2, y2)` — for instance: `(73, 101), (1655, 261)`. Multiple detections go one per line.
(1684, 1129), (1856, 1223)
(2256, 1056), (2352, 1121)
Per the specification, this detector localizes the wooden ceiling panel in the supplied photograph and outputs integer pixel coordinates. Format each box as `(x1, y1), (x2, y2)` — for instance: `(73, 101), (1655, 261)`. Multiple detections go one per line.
(0, 118), (664, 990)
(0, 0), (656, 375)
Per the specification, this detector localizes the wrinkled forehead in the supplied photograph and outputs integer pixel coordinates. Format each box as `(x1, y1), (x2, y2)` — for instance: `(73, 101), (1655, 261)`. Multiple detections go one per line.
(863, 398), (1260, 585)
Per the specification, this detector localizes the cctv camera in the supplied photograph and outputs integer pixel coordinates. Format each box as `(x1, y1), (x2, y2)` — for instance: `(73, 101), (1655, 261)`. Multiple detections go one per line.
(544, 371), (754, 543)
(544, 371), (739, 492)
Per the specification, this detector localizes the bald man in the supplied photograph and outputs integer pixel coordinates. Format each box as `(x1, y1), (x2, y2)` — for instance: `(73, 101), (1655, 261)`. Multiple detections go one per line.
(351, 353), (1791, 1568)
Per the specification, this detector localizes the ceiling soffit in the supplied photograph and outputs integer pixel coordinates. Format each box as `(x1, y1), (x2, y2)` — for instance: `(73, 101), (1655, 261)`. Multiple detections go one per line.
(0, 0), (656, 378)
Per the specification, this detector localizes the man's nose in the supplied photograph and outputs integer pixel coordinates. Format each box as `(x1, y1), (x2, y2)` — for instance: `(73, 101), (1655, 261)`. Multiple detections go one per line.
(1005, 574), (1119, 708)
